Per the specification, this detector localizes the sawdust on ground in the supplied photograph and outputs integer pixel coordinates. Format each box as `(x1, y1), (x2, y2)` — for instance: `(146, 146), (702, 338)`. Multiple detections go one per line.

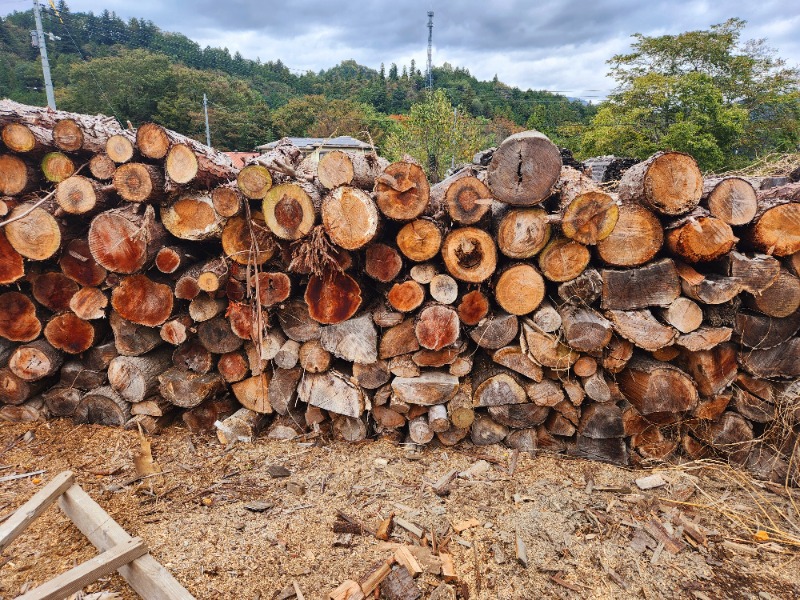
(1, 420), (800, 600)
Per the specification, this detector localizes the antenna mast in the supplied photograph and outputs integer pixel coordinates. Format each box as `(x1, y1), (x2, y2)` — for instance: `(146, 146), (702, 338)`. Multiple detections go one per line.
(426, 11), (434, 90)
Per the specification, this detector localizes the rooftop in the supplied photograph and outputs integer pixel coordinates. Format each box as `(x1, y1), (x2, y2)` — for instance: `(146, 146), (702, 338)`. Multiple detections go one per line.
(255, 136), (373, 152)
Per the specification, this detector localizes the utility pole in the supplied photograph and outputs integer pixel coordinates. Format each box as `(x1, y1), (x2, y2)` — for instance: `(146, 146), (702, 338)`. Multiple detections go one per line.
(32, 0), (56, 109)
(426, 11), (434, 90)
(203, 93), (211, 147)
(451, 107), (457, 171)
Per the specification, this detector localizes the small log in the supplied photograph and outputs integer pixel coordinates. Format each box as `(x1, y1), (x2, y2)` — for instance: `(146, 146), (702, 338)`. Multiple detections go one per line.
(278, 299), (321, 342)
(471, 414), (510, 445)
(735, 309), (800, 349)
(154, 247), (191, 275)
(251, 272), (292, 307)
(525, 378), (566, 407)
(558, 304), (613, 352)
(318, 149), (388, 190)
(74, 386), (130, 426)
(738, 338), (800, 378)
(529, 301), (562, 333)
(675, 327), (732, 352)
(681, 272), (742, 305)
(487, 129), (561, 205)
(0, 230), (24, 285)
(557, 166), (619, 244)
(189, 295), (225, 322)
(697, 411), (753, 463)
(89, 203), (166, 273)
(441, 227), (497, 283)
(746, 269), (800, 318)
(415, 304), (460, 351)
(573, 356), (597, 378)
(195, 257), (229, 294)
(456, 290), (489, 326)
(172, 338), (214, 373)
(56, 175), (112, 215)
(305, 271), (362, 324)
(429, 274), (459, 305)
(596, 203), (663, 267)
(135, 122), (170, 159)
(69, 287), (108, 320)
(274, 339), (301, 370)
(665, 211), (736, 263)
(333, 415), (368, 442)
(299, 339), (332, 373)
(606, 309), (678, 351)
(389, 354), (419, 378)
(430, 168), (492, 224)
(388, 280), (426, 313)
(494, 206), (551, 259)
(83, 341), (118, 370)
(747, 194), (800, 256)
(232, 374), (273, 413)
(557, 268), (602, 305)
(221, 212), (275, 266)
(472, 364), (528, 407)
(106, 133), (135, 163)
(0, 368), (48, 405)
(601, 259), (680, 310)
(4, 202), (61, 261)
(158, 366), (225, 408)
(618, 151), (702, 215)
(165, 141), (237, 187)
(299, 370), (365, 417)
(494, 264), (545, 315)
(59, 239), (106, 287)
(268, 366), (302, 415)
(365, 243), (403, 282)
(107, 348), (173, 404)
(489, 403), (549, 429)
(375, 160), (430, 220)
(113, 162), (164, 203)
(470, 311), (518, 350)
(321, 186), (379, 249)
(1, 122), (51, 153)
(0, 154), (37, 196)
(0, 292), (41, 342)
(406, 415), (433, 444)
(410, 263), (438, 284)
(31, 271), (79, 312)
(427, 404), (450, 432)
(211, 185), (243, 218)
(263, 182), (319, 240)
(392, 371), (459, 405)
(380, 319), (420, 359)
(704, 177), (758, 225)
(491, 346), (543, 381)
(44, 312), (98, 354)
(161, 193), (225, 241)
(320, 313), (378, 363)
(8, 339), (63, 382)
(217, 350), (250, 383)
(237, 164), (273, 199)
(538, 237), (590, 282)
(109, 311), (162, 357)
(41, 151), (75, 182)
(111, 275), (173, 327)
(658, 297), (703, 334)
(88, 153), (116, 181)
(505, 429), (538, 453)
(353, 359), (391, 390)
(216, 408), (267, 445)
(618, 357), (698, 414)
(522, 325), (579, 370)
(722, 251), (780, 294)
(42, 385), (82, 417)
(131, 395), (175, 418)
(197, 317), (244, 354)
(448, 383), (475, 429)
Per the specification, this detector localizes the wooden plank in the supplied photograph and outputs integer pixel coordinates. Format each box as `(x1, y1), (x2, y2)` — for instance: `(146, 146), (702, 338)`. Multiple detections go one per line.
(0, 471), (74, 552)
(58, 484), (196, 600)
(16, 537), (147, 600)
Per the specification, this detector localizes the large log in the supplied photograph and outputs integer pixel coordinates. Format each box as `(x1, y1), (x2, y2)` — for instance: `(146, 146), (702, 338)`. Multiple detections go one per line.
(441, 227), (497, 283)
(59, 239), (106, 287)
(703, 177), (758, 226)
(31, 271), (78, 312)
(470, 311), (518, 350)
(55, 175), (113, 215)
(618, 357), (698, 414)
(375, 161), (430, 220)
(617, 151), (702, 215)
(0, 230), (24, 285)
(596, 202), (663, 267)
(1, 122), (52, 154)
(0, 154), (38, 196)
(165, 141), (237, 187)
(221, 212), (276, 266)
(74, 386), (130, 427)
(388, 280), (425, 313)
(494, 206), (551, 259)
(109, 311), (162, 357)
(738, 338), (800, 378)
(494, 264), (545, 316)
(429, 167), (492, 224)
(365, 243), (403, 282)
(600, 259), (681, 310)
(556, 166), (619, 245)
(111, 275), (173, 327)
(392, 371), (460, 406)
(321, 186), (379, 249)
(379, 319), (420, 359)
(232, 374), (273, 414)
(263, 182), (320, 240)
(299, 370), (365, 417)
(161, 193), (226, 241)
(395, 219), (442, 262)
(107, 348), (173, 404)
(4, 202), (62, 261)
(682, 343), (737, 396)
(8, 339), (63, 382)
(457, 290), (490, 326)
(558, 304), (613, 353)
(89, 204), (167, 273)
(747, 187), (800, 256)
(317, 150), (388, 190)
(486, 130), (561, 205)
(538, 237), (590, 282)
(722, 251), (780, 294)
(305, 270), (363, 324)
(113, 163), (165, 203)
(44, 313), (99, 354)
(665, 210), (736, 263)
(746, 269), (800, 318)
(0, 292), (41, 342)
(735, 309), (800, 349)
(321, 313), (378, 363)
(521, 325), (579, 370)
(158, 366), (225, 408)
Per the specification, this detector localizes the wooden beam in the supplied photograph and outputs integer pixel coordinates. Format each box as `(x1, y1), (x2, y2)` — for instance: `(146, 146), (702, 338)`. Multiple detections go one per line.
(58, 484), (195, 600)
(0, 471), (74, 552)
(16, 537), (147, 600)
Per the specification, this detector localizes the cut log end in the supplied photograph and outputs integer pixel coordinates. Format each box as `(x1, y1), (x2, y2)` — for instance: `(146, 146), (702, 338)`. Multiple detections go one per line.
(441, 227), (498, 283)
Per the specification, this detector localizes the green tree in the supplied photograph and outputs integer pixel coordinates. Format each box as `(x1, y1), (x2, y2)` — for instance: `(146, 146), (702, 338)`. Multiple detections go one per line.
(383, 89), (491, 182)
(582, 19), (799, 170)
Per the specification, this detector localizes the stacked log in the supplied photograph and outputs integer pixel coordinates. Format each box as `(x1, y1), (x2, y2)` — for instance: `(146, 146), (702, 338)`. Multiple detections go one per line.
(1, 99), (799, 484)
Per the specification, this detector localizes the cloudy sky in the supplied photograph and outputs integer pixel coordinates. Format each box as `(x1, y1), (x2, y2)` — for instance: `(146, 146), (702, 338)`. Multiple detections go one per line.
(9, 0), (800, 100)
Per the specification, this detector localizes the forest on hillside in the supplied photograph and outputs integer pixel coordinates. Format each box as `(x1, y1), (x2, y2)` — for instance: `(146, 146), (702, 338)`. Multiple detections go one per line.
(1, 5), (798, 173)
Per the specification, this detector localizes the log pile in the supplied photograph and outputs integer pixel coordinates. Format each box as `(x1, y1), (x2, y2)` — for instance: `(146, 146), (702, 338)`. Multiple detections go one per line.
(1, 99), (799, 483)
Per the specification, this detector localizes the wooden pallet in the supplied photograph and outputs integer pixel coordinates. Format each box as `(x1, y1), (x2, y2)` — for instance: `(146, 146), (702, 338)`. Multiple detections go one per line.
(0, 471), (195, 600)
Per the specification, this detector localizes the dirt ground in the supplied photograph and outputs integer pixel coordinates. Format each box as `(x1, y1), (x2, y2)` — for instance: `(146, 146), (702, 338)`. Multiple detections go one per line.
(2, 420), (800, 600)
